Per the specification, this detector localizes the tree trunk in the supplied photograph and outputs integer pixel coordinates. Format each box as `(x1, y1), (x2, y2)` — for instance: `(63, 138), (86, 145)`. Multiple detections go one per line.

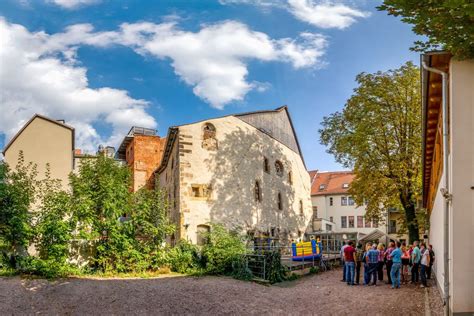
(403, 202), (419, 243)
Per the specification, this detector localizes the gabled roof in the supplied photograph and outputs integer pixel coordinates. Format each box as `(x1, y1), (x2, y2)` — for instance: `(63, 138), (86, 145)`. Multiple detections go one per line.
(309, 170), (354, 196)
(156, 105), (306, 174)
(2, 114), (75, 155)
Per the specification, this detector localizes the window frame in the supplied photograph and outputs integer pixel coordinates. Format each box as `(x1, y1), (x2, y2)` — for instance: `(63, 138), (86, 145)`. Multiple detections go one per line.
(341, 216), (347, 228)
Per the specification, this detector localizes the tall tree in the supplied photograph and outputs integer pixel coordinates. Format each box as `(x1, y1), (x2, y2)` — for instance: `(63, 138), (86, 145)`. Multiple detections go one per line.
(319, 62), (422, 242)
(0, 152), (38, 265)
(378, 0), (474, 59)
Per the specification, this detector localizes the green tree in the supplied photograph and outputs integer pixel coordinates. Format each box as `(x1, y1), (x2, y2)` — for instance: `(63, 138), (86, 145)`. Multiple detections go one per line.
(69, 156), (173, 272)
(0, 152), (37, 266)
(319, 62), (422, 242)
(35, 165), (72, 265)
(378, 0), (474, 59)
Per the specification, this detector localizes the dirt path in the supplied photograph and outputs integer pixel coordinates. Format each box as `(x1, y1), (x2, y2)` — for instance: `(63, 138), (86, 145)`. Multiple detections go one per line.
(0, 268), (443, 315)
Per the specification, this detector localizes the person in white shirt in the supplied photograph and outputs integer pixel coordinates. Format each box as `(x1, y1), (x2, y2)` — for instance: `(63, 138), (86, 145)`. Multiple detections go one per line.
(420, 243), (430, 288)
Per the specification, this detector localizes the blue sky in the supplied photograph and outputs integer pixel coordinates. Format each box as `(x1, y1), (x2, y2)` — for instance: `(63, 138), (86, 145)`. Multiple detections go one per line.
(0, 0), (421, 171)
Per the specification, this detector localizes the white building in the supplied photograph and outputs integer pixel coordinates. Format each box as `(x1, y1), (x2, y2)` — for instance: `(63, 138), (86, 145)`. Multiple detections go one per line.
(421, 52), (474, 314)
(309, 170), (407, 243)
(157, 106), (313, 246)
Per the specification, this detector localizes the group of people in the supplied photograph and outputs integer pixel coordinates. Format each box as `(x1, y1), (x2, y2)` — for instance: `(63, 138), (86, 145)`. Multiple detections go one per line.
(341, 240), (435, 289)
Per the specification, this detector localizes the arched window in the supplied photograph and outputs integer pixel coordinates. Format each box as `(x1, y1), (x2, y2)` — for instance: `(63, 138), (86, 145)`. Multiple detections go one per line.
(203, 123), (216, 139)
(197, 224), (210, 246)
(202, 123), (217, 150)
(263, 157), (270, 173)
(254, 180), (261, 202)
(275, 160), (284, 176)
(277, 192), (283, 210)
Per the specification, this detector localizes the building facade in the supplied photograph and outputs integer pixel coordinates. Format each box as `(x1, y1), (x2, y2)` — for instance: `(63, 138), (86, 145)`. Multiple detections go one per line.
(421, 52), (474, 314)
(2, 114), (75, 190)
(157, 106), (312, 245)
(117, 127), (166, 191)
(309, 170), (407, 243)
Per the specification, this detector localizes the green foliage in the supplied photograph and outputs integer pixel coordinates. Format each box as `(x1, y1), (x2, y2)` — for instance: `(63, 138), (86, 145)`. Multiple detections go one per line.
(163, 240), (202, 274)
(309, 266), (320, 274)
(319, 62), (422, 242)
(69, 156), (174, 273)
(231, 257), (254, 281)
(201, 224), (246, 275)
(35, 165), (72, 265)
(0, 152), (37, 265)
(378, 0), (474, 59)
(264, 251), (288, 284)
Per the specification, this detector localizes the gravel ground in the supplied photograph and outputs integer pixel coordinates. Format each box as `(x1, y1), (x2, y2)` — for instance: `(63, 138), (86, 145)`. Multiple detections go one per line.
(1, 268), (443, 315)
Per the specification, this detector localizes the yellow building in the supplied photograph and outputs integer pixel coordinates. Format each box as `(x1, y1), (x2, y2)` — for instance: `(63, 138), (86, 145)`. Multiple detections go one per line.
(3, 114), (75, 190)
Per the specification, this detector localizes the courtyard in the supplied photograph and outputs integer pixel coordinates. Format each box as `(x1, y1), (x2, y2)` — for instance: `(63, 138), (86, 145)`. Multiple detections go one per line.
(1, 268), (443, 315)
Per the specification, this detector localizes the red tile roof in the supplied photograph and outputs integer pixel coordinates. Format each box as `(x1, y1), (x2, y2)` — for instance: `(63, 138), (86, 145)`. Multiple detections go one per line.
(309, 171), (355, 196)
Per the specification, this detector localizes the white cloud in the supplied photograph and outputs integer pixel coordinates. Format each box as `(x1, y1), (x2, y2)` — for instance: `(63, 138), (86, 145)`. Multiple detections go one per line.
(287, 0), (370, 29)
(103, 21), (327, 108)
(0, 18), (155, 152)
(220, 0), (370, 29)
(0, 17), (327, 151)
(48, 0), (100, 9)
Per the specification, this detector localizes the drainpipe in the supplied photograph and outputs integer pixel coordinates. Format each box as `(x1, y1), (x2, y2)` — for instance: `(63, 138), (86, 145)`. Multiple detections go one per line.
(421, 61), (450, 316)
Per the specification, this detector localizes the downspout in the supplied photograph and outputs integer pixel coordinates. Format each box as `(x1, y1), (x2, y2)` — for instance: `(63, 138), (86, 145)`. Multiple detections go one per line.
(421, 61), (450, 316)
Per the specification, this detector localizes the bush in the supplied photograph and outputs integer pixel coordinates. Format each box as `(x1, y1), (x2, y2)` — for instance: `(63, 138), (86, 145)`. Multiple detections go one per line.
(231, 256), (253, 281)
(164, 240), (201, 274)
(201, 225), (246, 275)
(16, 256), (75, 278)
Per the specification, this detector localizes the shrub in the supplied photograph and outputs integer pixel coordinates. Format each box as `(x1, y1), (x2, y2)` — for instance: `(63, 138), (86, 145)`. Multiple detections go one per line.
(231, 256), (253, 281)
(201, 224), (246, 275)
(264, 251), (288, 284)
(164, 240), (201, 274)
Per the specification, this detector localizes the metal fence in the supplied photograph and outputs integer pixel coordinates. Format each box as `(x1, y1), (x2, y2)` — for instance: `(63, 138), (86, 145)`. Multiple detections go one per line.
(241, 245), (341, 281)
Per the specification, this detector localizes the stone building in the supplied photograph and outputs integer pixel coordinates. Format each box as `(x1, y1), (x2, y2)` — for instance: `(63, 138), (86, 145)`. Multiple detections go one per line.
(309, 170), (407, 243)
(2, 114), (75, 190)
(421, 52), (473, 314)
(156, 106), (312, 245)
(116, 127), (166, 191)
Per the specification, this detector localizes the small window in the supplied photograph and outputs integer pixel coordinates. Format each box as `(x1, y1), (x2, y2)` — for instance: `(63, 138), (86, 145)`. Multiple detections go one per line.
(348, 196), (355, 206)
(342, 183), (349, 189)
(330, 216), (333, 223)
(341, 196), (348, 206)
(357, 216), (363, 228)
(275, 161), (284, 176)
(203, 123), (216, 139)
(299, 200), (304, 216)
(277, 192), (283, 210)
(192, 186), (201, 197)
(341, 216), (347, 228)
(373, 219), (378, 228)
(329, 197), (333, 206)
(288, 171), (293, 184)
(312, 206), (318, 218)
(326, 224), (332, 231)
(264, 157), (270, 173)
(254, 181), (261, 202)
(319, 184), (326, 191)
(349, 216), (354, 228)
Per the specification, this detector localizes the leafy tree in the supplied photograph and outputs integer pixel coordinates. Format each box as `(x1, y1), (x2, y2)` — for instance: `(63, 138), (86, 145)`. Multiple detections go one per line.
(35, 165), (72, 266)
(378, 0), (474, 59)
(69, 156), (173, 272)
(319, 62), (422, 242)
(0, 152), (37, 266)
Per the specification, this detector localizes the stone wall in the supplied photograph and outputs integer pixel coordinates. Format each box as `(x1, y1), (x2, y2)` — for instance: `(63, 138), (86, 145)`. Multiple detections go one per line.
(159, 115), (312, 245)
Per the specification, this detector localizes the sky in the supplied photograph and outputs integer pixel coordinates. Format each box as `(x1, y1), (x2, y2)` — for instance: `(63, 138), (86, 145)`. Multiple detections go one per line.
(0, 0), (421, 171)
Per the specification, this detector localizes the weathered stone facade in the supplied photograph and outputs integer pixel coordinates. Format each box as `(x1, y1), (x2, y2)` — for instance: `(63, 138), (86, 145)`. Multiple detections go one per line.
(158, 107), (312, 245)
